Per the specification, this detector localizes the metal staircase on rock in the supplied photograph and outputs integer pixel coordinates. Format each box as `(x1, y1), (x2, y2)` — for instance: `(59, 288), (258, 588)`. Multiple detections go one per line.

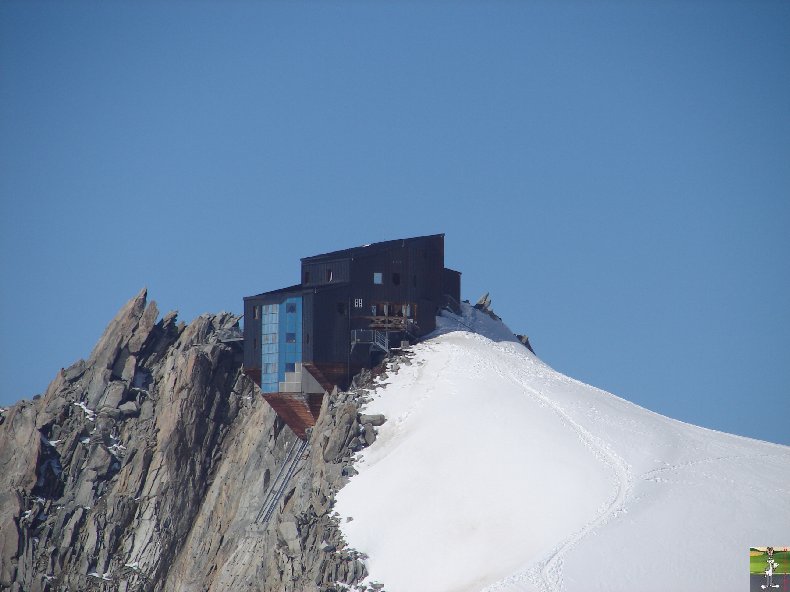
(256, 438), (310, 524)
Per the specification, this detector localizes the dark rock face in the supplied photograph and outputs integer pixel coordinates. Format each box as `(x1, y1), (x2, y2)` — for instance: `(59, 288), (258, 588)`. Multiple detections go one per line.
(0, 290), (378, 592)
(474, 292), (500, 320)
(515, 334), (535, 354)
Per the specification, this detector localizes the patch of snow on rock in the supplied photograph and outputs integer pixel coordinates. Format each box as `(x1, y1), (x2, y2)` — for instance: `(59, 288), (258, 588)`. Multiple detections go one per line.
(73, 401), (96, 421)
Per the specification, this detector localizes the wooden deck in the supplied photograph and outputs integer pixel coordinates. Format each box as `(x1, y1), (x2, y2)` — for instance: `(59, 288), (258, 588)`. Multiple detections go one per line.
(262, 392), (323, 439)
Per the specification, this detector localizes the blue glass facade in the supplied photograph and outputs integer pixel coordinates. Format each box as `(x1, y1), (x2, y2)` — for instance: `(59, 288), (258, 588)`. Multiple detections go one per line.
(260, 296), (302, 393)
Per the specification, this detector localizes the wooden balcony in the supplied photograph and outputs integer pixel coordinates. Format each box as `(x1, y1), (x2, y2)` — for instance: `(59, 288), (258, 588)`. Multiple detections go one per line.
(262, 392), (323, 440)
(359, 316), (415, 331)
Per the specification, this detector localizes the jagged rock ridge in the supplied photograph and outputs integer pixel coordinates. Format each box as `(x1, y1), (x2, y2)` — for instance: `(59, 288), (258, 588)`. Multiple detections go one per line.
(0, 289), (380, 592)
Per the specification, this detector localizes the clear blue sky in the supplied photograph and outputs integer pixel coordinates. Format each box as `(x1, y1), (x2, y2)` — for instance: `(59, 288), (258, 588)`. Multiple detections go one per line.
(1, 1), (788, 445)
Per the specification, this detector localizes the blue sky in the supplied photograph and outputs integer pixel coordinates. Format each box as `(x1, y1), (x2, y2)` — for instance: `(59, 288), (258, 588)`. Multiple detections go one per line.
(1, 1), (788, 445)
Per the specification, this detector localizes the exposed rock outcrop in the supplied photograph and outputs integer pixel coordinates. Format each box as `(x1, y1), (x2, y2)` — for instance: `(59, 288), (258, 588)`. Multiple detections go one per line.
(474, 292), (500, 320)
(474, 292), (535, 353)
(0, 290), (382, 592)
(515, 334), (535, 354)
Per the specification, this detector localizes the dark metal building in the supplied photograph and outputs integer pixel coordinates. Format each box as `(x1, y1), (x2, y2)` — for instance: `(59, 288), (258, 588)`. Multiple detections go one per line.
(243, 234), (461, 437)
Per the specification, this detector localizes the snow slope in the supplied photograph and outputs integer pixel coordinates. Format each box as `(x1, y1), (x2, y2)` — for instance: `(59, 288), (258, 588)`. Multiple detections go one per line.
(334, 305), (790, 592)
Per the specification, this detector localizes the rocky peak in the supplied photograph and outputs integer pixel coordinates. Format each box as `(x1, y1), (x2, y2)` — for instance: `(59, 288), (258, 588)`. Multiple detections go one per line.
(0, 290), (383, 592)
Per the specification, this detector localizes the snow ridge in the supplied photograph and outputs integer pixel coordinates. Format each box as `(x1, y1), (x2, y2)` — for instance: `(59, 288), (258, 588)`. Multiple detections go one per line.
(336, 305), (790, 592)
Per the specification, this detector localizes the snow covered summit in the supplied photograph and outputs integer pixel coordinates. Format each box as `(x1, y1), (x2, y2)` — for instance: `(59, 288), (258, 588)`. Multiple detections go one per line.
(335, 305), (790, 592)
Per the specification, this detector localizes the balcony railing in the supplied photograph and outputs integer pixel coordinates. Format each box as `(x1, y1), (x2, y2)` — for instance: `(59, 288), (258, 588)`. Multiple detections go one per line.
(361, 316), (415, 331)
(350, 329), (389, 353)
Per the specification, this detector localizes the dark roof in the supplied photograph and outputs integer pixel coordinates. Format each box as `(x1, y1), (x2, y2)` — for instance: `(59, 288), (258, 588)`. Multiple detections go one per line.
(243, 283), (303, 300)
(301, 233), (445, 263)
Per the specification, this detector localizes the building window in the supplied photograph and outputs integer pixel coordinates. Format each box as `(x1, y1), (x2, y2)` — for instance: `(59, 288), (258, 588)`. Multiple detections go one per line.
(392, 272), (401, 286)
(373, 272), (383, 284)
(285, 362), (296, 373)
(304, 271), (310, 284)
(327, 268), (333, 282)
(286, 333), (296, 344)
(354, 298), (363, 308)
(286, 303), (297, 313)
(253, 305), (260, 319)
(337, 302), (346, 315)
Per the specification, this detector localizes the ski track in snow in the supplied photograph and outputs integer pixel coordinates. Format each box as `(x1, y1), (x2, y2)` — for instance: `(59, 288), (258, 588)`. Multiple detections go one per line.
(482, 341), (790, 592)
(476, 346), (632, 592)
(413, 330), (635, 592)
(638, 450), (790, 499)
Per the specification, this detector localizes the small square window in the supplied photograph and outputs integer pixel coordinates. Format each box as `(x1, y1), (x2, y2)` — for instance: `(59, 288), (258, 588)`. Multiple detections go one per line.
(286, 333), (297, 344)
(392, 272), (401, 285)
(354, 298), (363, 308)
(285, 362), (296, 373)
(373, 272), (383, 284)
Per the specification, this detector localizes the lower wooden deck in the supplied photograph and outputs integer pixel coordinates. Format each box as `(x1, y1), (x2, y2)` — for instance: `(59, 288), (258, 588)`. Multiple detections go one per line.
(262, 392), (324, 439)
